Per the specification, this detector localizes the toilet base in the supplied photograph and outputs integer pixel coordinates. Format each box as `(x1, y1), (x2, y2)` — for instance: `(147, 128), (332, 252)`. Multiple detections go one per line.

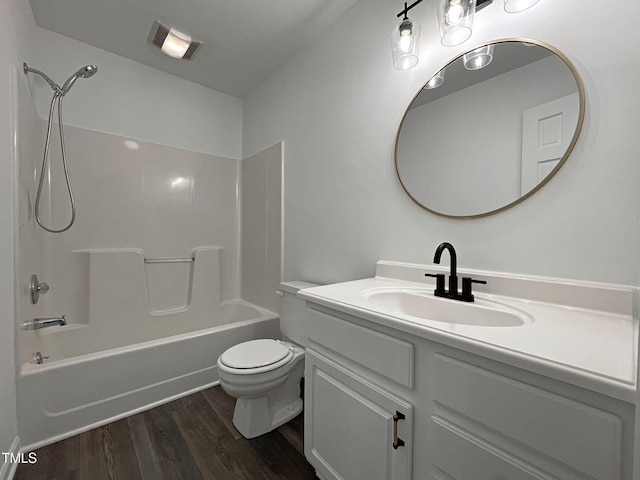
(231, 361), (304, 438)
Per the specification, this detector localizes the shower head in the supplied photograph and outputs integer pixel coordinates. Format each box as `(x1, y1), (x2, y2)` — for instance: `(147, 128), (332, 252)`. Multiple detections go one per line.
(60, 65), (98, 95)
(78, 64), (98, 78)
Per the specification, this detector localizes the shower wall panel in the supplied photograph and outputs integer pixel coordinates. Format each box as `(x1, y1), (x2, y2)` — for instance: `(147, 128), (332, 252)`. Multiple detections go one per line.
(17, 92), (242, 363)
(241, 143), (282, 313)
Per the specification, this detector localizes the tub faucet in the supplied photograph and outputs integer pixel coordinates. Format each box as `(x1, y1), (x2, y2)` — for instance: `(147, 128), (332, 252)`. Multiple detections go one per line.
(33, 315), (66, 330)
(427, 242), (486, 302)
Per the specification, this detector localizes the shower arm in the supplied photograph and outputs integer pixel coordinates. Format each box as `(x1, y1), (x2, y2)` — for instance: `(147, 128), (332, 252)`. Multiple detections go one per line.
(23, 63), (63, 95)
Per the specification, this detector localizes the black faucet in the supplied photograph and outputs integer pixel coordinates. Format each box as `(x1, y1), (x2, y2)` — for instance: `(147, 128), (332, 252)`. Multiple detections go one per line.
(425, 242), (486, 302)
(434, 242), (458, 296)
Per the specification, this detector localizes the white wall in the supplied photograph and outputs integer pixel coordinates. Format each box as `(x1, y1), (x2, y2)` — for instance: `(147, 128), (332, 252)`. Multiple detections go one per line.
(0, 0), (36, 472)
(25, 27), (242, 159)
(243, 0), (640, 287)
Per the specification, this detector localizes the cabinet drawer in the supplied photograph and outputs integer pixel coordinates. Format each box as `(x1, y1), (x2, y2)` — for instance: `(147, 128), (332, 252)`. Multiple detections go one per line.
(306, 305), (414, 388)
(432, 354), (623, 480)
(431, 416), (549, 480)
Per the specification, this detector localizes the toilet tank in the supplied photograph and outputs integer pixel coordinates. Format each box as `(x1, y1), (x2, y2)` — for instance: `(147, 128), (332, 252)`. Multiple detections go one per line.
(279, 281), (318, 346)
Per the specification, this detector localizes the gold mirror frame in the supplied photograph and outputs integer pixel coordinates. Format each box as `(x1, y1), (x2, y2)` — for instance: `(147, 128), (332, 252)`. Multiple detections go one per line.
(394, 38), (585, 219)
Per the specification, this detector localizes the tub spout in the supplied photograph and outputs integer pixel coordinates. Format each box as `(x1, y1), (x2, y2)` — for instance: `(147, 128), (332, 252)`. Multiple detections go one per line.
(33, 315), (66, 330)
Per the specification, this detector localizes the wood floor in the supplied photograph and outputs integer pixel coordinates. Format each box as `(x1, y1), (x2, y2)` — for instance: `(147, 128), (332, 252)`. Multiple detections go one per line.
(15, 386), (318, 480)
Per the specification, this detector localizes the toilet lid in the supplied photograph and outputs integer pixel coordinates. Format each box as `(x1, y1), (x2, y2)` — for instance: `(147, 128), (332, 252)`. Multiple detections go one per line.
(219, 339), (293, 370)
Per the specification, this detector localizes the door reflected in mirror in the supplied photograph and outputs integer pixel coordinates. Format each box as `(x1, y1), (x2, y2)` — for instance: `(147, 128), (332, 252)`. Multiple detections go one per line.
(395, 39), (584, 218)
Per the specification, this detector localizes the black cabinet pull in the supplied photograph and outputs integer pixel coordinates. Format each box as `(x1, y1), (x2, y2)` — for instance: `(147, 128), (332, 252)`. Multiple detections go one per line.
(392, 411), (406, 449)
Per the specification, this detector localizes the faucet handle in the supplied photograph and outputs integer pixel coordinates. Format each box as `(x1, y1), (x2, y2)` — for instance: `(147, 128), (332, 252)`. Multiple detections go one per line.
(461, 277), (487, 302)
(33, 351), (50, 364)
(425, 273), (446, 295)
(29, 274), (49, 304)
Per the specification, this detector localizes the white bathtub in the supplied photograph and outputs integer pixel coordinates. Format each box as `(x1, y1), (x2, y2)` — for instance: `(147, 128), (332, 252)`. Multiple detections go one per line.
(17, 301), (279, 451)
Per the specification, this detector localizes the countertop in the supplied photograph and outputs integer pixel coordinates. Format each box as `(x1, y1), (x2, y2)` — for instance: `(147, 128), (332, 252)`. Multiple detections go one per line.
(298, 275), (638, 403)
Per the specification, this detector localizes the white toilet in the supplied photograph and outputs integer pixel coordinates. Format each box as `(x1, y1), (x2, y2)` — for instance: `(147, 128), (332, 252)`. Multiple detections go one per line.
(217, 281), (316, 438)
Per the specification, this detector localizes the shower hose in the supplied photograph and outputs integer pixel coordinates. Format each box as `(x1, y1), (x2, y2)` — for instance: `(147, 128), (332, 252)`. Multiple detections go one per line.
(34, 91), (76, 233)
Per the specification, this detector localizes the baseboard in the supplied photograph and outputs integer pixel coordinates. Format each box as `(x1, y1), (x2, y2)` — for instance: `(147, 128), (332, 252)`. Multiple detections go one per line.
(0, 437), (20, 480)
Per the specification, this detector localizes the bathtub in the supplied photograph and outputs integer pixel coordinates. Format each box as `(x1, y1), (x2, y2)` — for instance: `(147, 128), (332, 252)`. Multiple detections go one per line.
(17, 301), (280, 451)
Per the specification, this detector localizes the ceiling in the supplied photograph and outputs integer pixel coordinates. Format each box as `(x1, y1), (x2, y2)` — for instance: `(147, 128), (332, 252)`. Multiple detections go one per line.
(29, 0), (360, 98)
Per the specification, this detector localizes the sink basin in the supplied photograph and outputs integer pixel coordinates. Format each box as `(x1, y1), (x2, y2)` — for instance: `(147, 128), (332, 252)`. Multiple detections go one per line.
(362, 288), (531, 327)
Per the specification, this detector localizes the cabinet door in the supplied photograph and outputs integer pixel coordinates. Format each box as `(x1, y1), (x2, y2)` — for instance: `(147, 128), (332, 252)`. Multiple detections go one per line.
(305, 350), (413, 480)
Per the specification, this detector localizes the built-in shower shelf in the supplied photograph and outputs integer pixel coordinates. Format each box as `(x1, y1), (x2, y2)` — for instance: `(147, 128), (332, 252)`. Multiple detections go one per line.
(72, 246), (225, 316)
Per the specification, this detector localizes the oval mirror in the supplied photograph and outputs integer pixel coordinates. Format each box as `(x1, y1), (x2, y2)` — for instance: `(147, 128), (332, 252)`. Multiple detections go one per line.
(395, 39), (585, 218)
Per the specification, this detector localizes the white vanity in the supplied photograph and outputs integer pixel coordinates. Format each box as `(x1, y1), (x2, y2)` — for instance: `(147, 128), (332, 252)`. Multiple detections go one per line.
(298, 261), (637, 480)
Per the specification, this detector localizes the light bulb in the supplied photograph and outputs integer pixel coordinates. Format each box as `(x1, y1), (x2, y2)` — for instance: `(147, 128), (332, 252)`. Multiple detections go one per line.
(446, 1), (465, 25)
(161, 28), (191, 59)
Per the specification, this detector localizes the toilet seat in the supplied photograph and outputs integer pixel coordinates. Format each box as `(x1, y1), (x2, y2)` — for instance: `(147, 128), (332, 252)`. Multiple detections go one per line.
(219, 339), (294, 373)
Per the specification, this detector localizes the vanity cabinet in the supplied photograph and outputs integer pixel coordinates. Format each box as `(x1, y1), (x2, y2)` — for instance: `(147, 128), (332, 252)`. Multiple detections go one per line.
(303, 302), (635, 480)
(304, 306), (415, 480)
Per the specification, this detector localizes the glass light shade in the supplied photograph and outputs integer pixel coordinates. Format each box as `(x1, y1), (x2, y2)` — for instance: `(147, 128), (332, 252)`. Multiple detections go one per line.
(425, 68), (446, 89)
(161, 28), (192, 59)
(391, 18), (422, 70)
(504, 0), (540, 12)
(463, 44), (494, 70)
(438, 0), (476, 47)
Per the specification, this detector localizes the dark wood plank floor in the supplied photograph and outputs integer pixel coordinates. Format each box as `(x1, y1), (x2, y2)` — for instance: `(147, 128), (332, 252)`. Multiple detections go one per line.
(16, 386), (318, 480)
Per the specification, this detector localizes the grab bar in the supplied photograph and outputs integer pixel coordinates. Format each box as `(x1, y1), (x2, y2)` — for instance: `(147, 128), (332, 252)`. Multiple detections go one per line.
(144, 257), (194, 264)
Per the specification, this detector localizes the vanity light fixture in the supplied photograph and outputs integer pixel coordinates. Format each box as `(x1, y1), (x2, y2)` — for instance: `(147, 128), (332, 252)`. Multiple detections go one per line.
(392, 0), (541, 70)
(463, 44), (494, 69)
(148, 20), (202, 60)
(392, 0), (491, 69)
(391, 3), (422, 70)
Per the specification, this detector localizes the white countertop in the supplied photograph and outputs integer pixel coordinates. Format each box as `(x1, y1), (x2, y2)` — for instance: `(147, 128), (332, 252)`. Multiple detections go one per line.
(298, 271), (638, 404)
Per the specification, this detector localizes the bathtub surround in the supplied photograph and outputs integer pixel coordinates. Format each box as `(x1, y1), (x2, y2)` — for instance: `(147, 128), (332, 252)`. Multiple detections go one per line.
(14, 59), (283, 447)
(15, 76), (244, 358)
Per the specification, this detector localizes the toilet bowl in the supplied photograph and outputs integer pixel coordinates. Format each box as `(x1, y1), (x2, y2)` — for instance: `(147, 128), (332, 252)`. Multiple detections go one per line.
(216, 281), (316, 439)
(217, 339), (305, 438)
